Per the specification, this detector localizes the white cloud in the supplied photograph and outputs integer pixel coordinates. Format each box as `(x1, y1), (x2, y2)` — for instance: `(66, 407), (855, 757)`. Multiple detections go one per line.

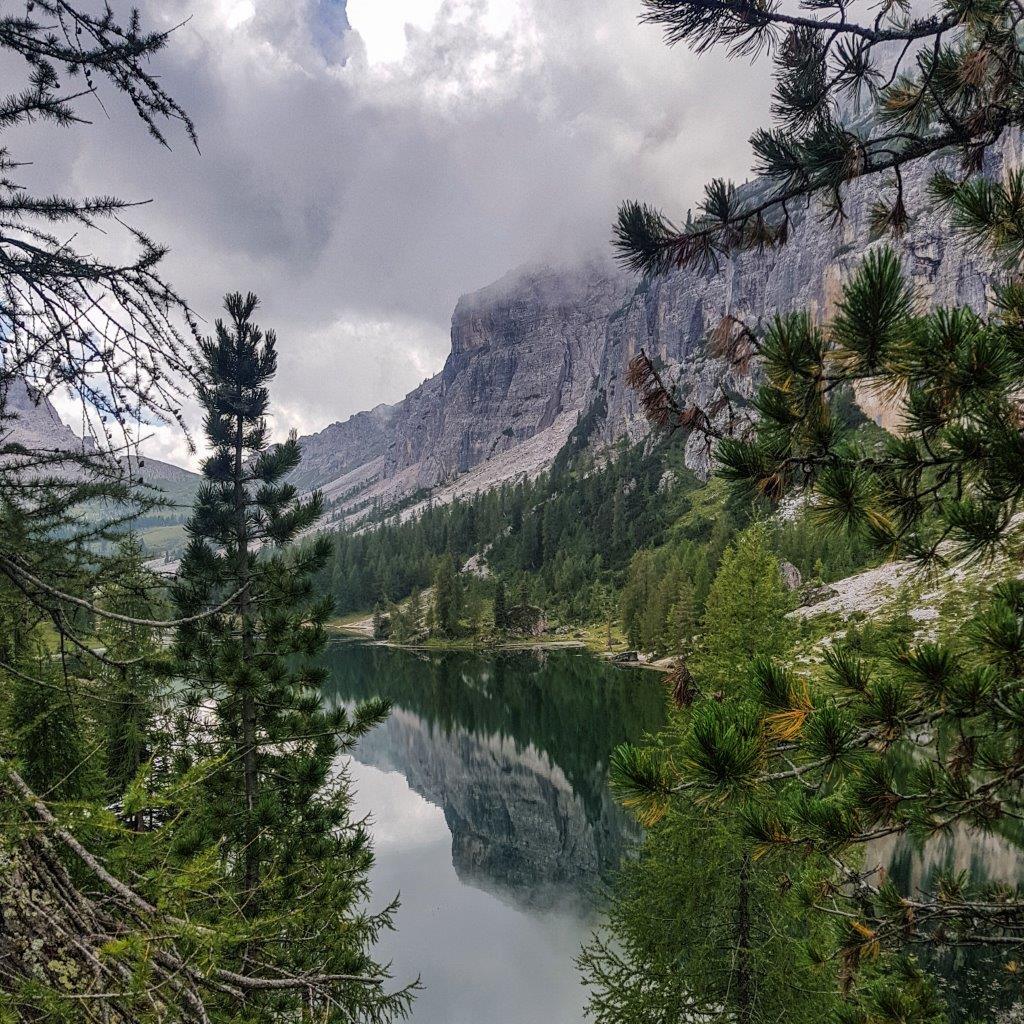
(346, 0), (445, 64)
(217, 0), (256, 30)
(346, 759), (449, 850)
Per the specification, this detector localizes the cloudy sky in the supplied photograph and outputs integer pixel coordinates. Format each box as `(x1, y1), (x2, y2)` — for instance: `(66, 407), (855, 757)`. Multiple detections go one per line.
(33, 0), (772, 465)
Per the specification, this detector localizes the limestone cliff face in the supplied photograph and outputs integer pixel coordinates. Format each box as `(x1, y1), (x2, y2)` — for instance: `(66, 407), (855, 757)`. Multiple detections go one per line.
(293, 261), (631, 517)
(296, 139), (1015, 516)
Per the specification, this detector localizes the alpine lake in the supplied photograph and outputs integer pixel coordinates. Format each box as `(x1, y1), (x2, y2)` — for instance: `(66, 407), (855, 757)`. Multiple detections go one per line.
(321, 638), (1024, 1023)
(321, 641), (667, 1024)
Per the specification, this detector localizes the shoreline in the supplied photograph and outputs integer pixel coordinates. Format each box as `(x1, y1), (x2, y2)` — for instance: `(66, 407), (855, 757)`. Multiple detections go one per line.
(327, 622), (675, 671)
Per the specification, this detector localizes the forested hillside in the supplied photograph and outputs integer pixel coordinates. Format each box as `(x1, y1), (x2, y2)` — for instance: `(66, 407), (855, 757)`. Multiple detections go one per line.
(318, 394), (876, 647)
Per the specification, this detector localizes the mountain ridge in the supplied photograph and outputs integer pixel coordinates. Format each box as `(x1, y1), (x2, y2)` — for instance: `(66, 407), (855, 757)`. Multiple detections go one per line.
(0, 377), (198, 486)
(295, 136), (1010, 526)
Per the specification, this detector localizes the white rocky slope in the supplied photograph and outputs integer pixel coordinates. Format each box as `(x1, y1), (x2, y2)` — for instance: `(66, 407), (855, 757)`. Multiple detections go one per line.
(791, 543), (1023, 638)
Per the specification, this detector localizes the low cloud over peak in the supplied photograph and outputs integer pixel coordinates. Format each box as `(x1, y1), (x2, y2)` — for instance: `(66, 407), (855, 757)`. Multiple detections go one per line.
(28, 0), (771, 466)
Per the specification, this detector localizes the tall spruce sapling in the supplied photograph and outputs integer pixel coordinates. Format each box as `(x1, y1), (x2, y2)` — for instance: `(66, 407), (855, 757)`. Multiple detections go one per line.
(493, 578), (508, 630)
(172, 293), (414, 1020)
(432, 553), (463, 638)
(695, 521), (792, 690)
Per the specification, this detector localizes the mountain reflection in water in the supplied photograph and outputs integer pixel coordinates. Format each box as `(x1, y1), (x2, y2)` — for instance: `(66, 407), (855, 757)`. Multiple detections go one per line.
(320, 642), (667, 1024)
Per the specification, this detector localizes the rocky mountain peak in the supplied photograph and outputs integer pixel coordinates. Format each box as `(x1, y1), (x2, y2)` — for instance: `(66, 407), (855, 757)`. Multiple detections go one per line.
(295, 138), (1014, 527)
(1, 378), (83, 452)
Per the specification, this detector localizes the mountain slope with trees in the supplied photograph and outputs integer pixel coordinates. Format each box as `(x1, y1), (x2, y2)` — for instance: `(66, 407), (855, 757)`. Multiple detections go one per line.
(599, 0), (1024, 1016)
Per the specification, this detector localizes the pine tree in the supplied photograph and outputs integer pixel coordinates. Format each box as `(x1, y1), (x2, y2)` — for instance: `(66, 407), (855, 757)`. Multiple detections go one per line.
(432, 553), (463, 638)
(0, 10), (417, 1014)
(578, 802), (838, 1024)
(97, 536), (168, 828)
(408, 587), (424, 633)
(592, 549), (833, 1024)
(696, 522), (792, 691)
(666, 577), (697, 654)
(6, 643), (90, 801)
(493, 578), (508, 630)
(172, 292), (414, 1020)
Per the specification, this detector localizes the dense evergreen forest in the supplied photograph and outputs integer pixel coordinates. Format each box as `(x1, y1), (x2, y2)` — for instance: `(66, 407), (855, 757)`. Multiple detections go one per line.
(318, 404), (876, 650)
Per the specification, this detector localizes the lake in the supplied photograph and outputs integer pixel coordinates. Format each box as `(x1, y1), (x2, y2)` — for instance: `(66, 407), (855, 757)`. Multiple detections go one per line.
(321, 641), (668, 1024)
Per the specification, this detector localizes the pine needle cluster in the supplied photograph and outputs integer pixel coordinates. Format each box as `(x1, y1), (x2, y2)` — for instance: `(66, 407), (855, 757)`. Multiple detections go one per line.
(615, 0), (1024, 275)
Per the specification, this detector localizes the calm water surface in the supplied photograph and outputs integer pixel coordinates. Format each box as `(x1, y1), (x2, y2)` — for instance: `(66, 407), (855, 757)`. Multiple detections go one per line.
(321, 642), (667, 1024)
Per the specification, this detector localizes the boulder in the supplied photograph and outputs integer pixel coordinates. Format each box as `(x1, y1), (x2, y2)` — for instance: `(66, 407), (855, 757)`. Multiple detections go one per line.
(800, 583), (839, 608)
(779, 560), (803, 591)
(504, 604), (548, 637)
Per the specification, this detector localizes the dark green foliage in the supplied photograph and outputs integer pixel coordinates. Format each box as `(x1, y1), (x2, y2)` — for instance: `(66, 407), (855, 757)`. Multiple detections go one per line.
(318, 426), (874, 654)
(493, 578), (508, 629)
(317, 419), (872, 651)
(7, 654), (89, 801)
(577, 803), (839, 1024)
(618, 495), (870, 655)
(695, 522), (793, 690)
(431, 553), (463, 637)
(372, 604), (390, 640)
(171, 293), (414, 1021)
(591, 542), (837, 1023)
(615, 0), (1024, 276)
(96, 537), (171, 817)
(321, 435), (706, 624)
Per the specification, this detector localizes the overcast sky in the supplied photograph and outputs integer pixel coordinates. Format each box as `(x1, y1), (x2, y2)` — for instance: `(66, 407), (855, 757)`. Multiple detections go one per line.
(35, 0), (772, 465)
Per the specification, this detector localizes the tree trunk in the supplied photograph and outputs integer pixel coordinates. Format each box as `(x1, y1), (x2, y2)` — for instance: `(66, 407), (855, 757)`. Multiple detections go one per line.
(235, 407), (258, 910)
(736, 852), (753, 1024)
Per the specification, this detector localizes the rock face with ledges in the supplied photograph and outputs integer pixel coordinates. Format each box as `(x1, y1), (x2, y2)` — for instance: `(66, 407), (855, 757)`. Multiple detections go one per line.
(294, 260), (631, 515)
(296, 137), (1016, 515)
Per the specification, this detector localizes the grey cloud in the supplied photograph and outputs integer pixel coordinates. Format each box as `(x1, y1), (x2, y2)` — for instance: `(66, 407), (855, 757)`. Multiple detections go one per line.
(14, 0), (773, 449)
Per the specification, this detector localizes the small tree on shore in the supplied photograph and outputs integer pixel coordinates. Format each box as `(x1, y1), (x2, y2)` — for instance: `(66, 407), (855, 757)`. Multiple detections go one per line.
(432, 553), (463, 638)
(494, 579), (508, 630)
(696, 522), (792, 691)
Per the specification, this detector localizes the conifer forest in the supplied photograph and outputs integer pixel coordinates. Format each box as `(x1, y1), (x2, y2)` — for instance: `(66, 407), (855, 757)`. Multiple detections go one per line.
(8, 0), (1024, 1022)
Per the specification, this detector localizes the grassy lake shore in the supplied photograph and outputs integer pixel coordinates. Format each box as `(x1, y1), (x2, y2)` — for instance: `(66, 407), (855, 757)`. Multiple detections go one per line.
(327, 616), (675, 670)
